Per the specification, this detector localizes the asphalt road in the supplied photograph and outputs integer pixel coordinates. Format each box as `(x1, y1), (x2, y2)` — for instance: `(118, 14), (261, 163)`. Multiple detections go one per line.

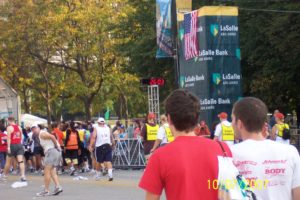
(0, 170), (165, 200)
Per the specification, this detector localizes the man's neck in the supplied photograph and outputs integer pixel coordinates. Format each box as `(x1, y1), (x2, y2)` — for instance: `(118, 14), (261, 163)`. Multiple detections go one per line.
(174, 130), (196, 137)
(242, 131), (265, 141)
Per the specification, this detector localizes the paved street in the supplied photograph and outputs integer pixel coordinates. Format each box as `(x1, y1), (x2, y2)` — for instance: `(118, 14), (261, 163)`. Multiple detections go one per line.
(0, 170), (164, 200)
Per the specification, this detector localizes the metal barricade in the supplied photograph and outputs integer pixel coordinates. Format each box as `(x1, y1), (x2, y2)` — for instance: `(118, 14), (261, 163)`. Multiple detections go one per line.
(290, 129), (300, 152)
(111, 129), (300, 168)
(112, 138), (146, 169)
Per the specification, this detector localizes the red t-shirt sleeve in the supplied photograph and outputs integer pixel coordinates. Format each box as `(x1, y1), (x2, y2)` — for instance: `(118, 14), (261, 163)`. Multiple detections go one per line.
(139, 153), (164, 195)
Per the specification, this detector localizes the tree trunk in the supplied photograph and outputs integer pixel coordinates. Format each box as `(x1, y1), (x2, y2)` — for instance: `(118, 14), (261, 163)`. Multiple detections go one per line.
(84, 97), (93, 121)
(121, 92), (129, 127)
(46, 88), (52, 128)
(22, 86), (30, 113)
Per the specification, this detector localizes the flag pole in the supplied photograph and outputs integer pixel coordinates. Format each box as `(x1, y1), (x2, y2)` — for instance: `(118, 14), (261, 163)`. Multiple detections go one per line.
(171, 0), (180, 88)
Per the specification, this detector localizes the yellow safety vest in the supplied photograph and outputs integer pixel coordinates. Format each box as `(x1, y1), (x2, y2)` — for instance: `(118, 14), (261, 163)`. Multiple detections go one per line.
(146, 124), (159, 141)
(78, 130), (85, 142)
(276, 123), (289, 137)
(63, 131), (66, 140)
(221, 124), (234, 141)
(165, 127), (174, 142)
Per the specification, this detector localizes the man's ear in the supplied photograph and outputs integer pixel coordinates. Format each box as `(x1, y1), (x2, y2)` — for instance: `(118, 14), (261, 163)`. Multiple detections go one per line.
(237, 119), (243, 131)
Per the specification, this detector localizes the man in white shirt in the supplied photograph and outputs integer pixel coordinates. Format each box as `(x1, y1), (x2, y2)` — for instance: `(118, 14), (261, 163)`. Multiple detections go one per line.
(89, 118), (115, 181)
(230, 97), (300, 200)
(214, 112), (235, 145)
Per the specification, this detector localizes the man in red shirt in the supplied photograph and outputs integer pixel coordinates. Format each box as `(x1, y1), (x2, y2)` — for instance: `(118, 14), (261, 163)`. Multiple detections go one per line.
(51, 122), (64, 149)
(0, 124), (7, 174)
(1, 117), (26, 182)
(139, 89), (231, 200)
(51, 122), (65, 173)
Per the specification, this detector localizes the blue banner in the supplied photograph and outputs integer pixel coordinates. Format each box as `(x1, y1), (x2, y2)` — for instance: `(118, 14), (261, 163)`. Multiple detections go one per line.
(156, 0), (174, 58)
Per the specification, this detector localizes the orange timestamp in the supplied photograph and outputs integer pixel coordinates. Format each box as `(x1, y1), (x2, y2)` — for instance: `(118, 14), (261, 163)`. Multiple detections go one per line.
(208, 179), (269, 190)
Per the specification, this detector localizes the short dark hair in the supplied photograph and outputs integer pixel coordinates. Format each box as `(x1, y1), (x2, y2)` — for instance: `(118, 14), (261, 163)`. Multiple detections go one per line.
(51, 122), (58, 129)
(0, 123), (5, 132)
(165, 89), (200, 132)
(7, 116), (15, 122)
(233, 97), (268, 133)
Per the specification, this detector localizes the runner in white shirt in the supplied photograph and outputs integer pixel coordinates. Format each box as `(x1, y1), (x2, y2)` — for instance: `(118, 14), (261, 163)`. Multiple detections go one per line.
(214, 112), (235, 145)
(31, 124), (63, 197)
(89, 117), (115, 181)
(230, 97), (300, 200)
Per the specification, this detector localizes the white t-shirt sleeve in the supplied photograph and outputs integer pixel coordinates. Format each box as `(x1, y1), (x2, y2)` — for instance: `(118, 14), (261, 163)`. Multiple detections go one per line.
(214, 124), (222, 138)
(156, 127), (165, 140)
(291, 146), (300, 189)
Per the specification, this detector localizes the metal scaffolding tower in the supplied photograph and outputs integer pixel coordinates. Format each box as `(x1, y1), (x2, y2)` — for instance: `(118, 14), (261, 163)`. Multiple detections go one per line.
(148, 85), (160, 122)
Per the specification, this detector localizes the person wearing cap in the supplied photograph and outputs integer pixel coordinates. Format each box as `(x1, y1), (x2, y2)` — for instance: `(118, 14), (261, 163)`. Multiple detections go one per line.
(32, 124), (45, 174)
(140, 112), (159, 162)
(1, 117), (26, 182)
(31, 124), (63, 197)
(269, 109), (279, 128)
(214, 112), (235, 145)
(117, 125), (128, 140)
(89, 117), (115, 181)
(271, 112), (290, 145)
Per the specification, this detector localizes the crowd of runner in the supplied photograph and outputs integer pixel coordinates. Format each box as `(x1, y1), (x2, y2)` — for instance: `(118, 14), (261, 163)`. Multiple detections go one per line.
(0, 117), (136, 196)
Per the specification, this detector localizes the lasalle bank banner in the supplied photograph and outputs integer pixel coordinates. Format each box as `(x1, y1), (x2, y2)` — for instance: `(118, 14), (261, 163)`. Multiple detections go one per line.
(178, 6), (242, 127)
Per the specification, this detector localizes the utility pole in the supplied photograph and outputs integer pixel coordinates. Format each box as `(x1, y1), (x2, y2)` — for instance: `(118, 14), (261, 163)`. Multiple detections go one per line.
(171, 0), (180, 88)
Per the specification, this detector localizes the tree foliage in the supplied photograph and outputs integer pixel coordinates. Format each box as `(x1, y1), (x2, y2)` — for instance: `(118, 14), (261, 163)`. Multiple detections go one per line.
(1, 0), (300, 125)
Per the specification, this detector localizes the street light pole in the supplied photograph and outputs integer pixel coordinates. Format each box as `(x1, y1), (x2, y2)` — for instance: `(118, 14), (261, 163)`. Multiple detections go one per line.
(171, 0), (180, 88)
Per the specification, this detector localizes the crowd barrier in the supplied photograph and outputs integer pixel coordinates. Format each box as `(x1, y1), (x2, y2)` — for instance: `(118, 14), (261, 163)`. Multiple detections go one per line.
(112, 138), (146, 169)
(290, 129), (300, 152)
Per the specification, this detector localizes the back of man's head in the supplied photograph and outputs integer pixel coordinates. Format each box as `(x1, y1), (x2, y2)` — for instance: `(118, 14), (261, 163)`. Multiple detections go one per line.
(233, 97), (268, 133)
(165, 89), (200, 133)
(7, 116), (15, 124)
(0, 123), (5, 132)
(51, 122), (58, 129)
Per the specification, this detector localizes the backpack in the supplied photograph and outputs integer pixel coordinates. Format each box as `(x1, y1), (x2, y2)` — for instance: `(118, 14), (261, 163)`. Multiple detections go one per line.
(217, 141), (257, 200)
(282, 124), (290, 140)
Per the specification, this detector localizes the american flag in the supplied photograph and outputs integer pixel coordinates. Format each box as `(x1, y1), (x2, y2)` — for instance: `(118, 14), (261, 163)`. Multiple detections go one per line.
(184, 10), (199, 60)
